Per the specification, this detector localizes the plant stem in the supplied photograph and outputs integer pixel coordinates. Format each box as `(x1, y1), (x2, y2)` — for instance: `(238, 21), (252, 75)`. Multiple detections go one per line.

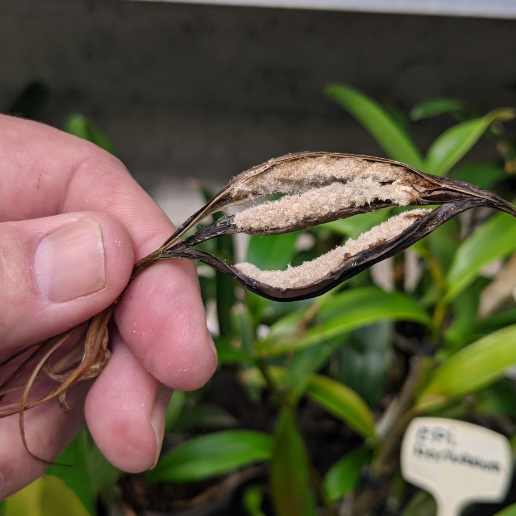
(432, 298), (449, 341)
(349, 356), (433, 515)
(256, 358), (277, 395)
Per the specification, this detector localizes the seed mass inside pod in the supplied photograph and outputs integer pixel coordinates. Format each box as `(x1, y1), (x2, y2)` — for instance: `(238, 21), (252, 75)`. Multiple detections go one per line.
(233, 178), (417, 233)
(228, 154), (430, 234)
(235, 209), (429, 290)
(229, 154), (418, 199)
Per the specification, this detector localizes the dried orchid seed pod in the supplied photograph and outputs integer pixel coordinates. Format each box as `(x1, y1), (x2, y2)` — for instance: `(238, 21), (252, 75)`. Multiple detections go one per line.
(162, 153), (422, 245)
(158, 152), (516, 301)
(3, 151), (516, 463)
(163, 152), (513, 247)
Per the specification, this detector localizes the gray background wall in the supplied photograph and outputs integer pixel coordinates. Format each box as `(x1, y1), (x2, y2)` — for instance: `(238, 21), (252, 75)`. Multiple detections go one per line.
(1, 1), (516, 218)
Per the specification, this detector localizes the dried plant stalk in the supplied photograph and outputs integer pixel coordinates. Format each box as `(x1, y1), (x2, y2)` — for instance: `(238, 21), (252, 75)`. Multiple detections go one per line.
(2, 152), (516, 460)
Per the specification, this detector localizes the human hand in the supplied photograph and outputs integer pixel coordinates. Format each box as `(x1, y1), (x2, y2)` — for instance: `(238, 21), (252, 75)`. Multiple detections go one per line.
(0, 114), (217, 497)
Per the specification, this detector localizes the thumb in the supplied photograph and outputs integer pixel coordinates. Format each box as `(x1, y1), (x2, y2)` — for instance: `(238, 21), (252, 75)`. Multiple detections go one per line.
(0, 212), (134, 354)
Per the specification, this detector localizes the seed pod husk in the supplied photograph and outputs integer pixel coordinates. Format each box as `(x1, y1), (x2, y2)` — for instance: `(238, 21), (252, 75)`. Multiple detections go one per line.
(155, 152), (515, 301)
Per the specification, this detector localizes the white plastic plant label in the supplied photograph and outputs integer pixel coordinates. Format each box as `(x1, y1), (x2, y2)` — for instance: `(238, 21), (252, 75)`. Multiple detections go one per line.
(401, 417), (513, 516)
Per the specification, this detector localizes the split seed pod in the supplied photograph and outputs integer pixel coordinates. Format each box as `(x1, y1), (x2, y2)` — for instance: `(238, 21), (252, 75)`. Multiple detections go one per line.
(145, 152), (516, 301)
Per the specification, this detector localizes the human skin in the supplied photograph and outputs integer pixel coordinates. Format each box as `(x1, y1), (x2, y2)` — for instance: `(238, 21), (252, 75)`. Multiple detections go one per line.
(0, 114), (217, 497)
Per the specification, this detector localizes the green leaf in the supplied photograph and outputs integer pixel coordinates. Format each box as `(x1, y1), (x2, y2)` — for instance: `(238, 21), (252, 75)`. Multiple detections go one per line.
(255, 288), (430, 357)
(216, 233), (236, 336)
(216, 335), (253, 365)
(383, 103), (411, 135)
(401, 491), (436, 516)
(325, 84), (423, 168)
(441, 278), (516, 351)
(245, 290), (310, 328)
(282, 338), (345, 404)
(171, 402), (238, 432)
(426, 218), (460, 273)
(243, 485), (266, 516)
(165, 390), (186, 431)
(64, 114), (90, 139)
(452, 162), (506, 189)
(323, 209), (389, 239)
(305, 373), (376, 440)
(323, 447), (372, 503)
(475, 308), (516, 341)
(46, 434), (95, 515)
(241, 367), (376, 440)
(475, 379), (516, 418)
(146, 431), (272, 483)
(5, 477), (90, 516)
(46, 430), (118, 515)
(334, 321), (393, 406)
(418, 324), (516, 410)
(446, 213), (516, 300)
(247, 232), (298, 270)
(244, 232), (300, 318)
(410, 98), (465, 121)
(231, 303), (255, 356)
(495, 503), (516, 516)
(260, 295), (327, 343)
(270, 407), (317, 516)
(64, 114), (114, 153)
(444, 280), (485, 350)
(424, 109), (515, 175)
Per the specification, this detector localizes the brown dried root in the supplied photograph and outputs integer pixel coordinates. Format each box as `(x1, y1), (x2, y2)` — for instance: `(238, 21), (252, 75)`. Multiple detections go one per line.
(1, 152), (515, 461)
(0, 307), (113, 461)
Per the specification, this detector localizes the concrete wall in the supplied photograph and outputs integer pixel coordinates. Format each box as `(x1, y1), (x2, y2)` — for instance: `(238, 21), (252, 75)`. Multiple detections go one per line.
(148, 0), (516, 19)
(1, 1), (516, 196)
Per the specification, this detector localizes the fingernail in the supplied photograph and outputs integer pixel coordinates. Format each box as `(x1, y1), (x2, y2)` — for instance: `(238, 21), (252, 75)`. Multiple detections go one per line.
(35, 219), (106, 302)
(150, 391), (168, 469)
